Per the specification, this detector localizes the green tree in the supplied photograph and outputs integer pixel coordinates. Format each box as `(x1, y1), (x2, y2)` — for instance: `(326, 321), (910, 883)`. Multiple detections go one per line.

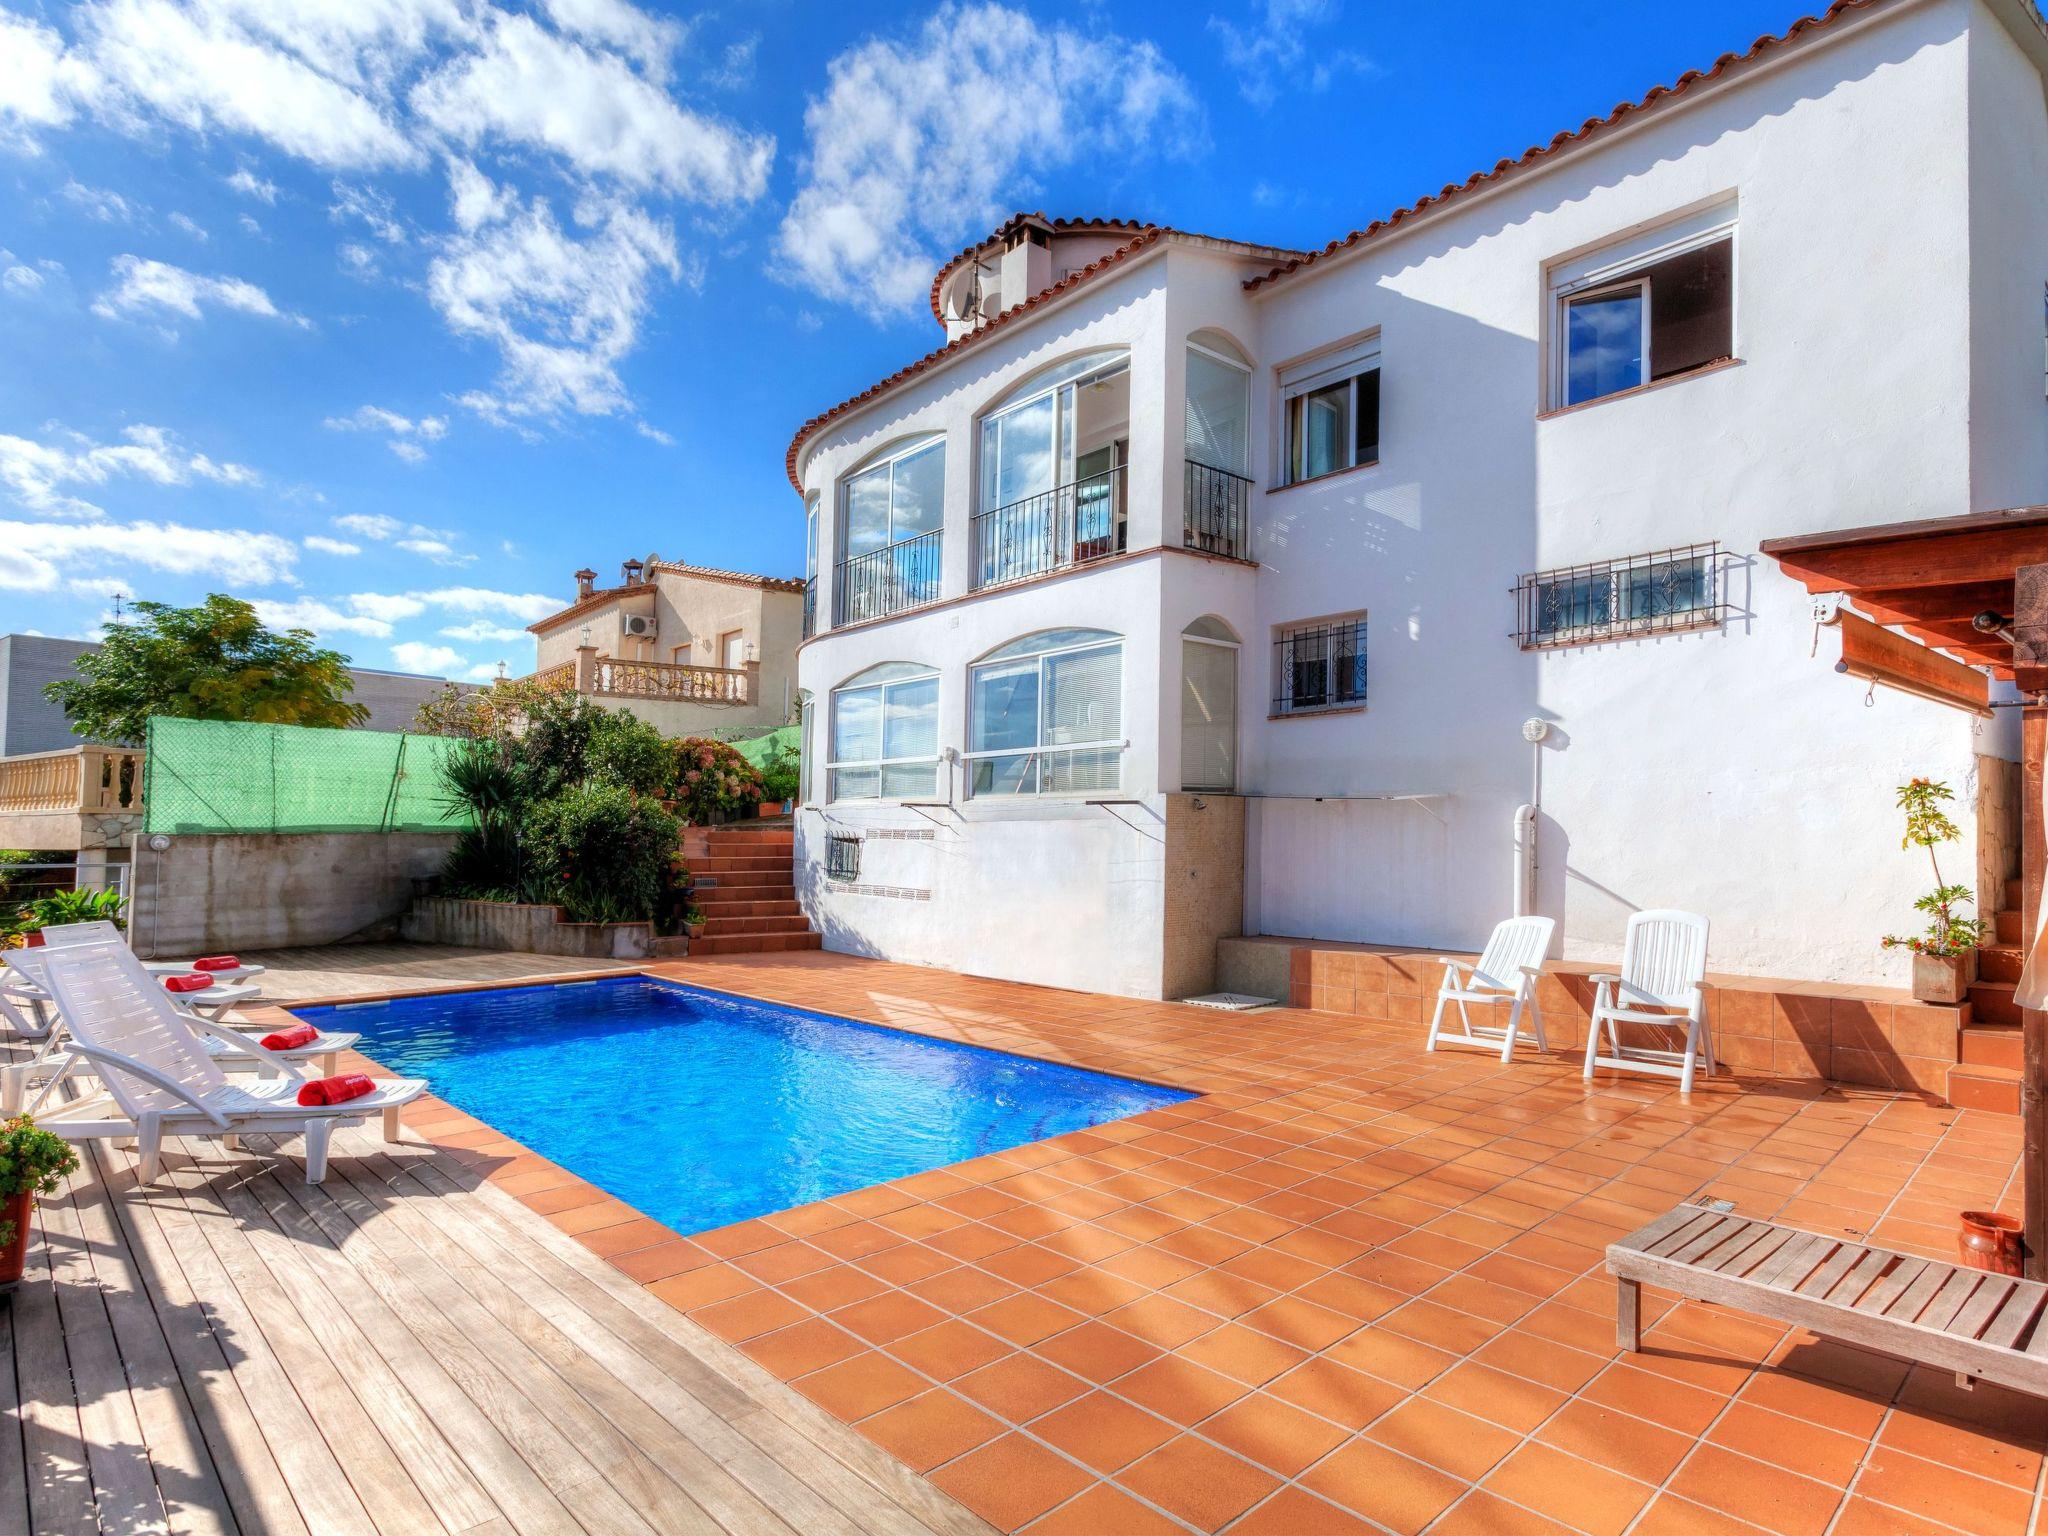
(43, 595), (368, 744)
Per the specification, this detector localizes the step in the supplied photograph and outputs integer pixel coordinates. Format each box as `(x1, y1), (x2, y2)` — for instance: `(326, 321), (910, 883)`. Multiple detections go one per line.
(688, 898), (801, 919)
(693, 868), (796, 889)
(1997, 909), (2023, 945)
(2005, 876), (2022, 910)
(1960, 1024), (2024, 1072)
(684, 829), (795, 848)
(1980, 944), (2026, 984)
(1947, 1063), (2022, 1115)
(687, 932), (823, 956)
(689, 855), (795, 873)
(1968, 980), (2022, 1027)
(698, 915), (816, 937)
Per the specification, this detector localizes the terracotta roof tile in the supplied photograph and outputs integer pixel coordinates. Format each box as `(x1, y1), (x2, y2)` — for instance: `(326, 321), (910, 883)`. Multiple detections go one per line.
(926, 213), (1158, 324)
(527, 561), (804, 634)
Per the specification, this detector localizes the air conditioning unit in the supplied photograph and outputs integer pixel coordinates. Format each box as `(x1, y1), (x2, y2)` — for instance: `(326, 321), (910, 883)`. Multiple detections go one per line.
(622, 614), (657, 640)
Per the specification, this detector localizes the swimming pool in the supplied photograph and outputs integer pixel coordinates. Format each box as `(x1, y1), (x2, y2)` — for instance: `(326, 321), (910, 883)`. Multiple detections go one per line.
(296, 977), (1194, 1235)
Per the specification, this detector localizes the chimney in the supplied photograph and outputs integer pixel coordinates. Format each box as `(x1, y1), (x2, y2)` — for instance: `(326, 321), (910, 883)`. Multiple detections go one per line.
(573, 568), (597, 600)
(998, 218), (1052, 314)
(621, 557), (644, 586)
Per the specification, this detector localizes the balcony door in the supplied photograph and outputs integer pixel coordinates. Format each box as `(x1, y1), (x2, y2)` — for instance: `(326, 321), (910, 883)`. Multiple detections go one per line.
(977, 350), (1129, 586)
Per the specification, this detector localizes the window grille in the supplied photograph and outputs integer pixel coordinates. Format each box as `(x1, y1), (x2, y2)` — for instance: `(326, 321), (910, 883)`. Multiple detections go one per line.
(825, 834), (861, 883)
(1512, 542), (1729, 649)
(1273, 617), (1367, 715)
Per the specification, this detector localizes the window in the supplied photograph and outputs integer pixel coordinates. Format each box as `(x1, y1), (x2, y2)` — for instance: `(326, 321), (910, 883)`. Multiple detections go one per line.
(1186, 339), (1251, 476)
(1280, 338), (1380, 484)
(1513, 543), (1725, 649)
(828, 662), (940, 800)
(1273, 614), (1367, 715)
(1181, 617), (1238, 791)
(826, 834), (861, 882)
(968, 629), (1123, 796)
(975, 350), (1130, 586)
(838, 436), (945, 622)
(1551, 206), (1735, 408)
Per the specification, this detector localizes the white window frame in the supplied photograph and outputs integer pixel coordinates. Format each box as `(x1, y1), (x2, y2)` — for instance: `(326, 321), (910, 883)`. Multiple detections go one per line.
(826, 665), (941, 803)
(1547, 201), (1738, 410)
(1180, 628), (1240, 791)
(977, 349), (1131, 513)
(965, 631), (1126, 798)
(1278, 335), (1381, 486)
(1186, 340), (1252, 477)
(839, 433), (945, 557)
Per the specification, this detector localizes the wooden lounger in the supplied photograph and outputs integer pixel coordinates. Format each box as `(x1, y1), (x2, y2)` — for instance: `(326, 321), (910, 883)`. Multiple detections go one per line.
(1608, 1202), (2048, 1396)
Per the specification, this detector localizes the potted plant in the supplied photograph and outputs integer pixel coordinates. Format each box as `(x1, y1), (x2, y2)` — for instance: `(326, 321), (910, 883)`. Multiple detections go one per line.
(758, 740), (800, 816)
(1881, 778), (1985, 1004)
(0, 1114), (81, 1288)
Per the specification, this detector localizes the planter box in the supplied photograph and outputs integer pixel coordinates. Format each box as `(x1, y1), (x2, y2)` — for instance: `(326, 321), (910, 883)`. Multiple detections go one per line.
(1911, 951), (1977, 1005)
(401, 895), (680, 961)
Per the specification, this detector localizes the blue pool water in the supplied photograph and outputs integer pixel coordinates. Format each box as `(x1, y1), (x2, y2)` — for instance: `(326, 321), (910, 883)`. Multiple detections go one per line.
(296, 978), (1193, 1235)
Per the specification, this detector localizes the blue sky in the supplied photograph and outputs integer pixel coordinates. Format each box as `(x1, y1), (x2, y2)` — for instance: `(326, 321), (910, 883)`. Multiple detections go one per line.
(0, 0), (1802, 680)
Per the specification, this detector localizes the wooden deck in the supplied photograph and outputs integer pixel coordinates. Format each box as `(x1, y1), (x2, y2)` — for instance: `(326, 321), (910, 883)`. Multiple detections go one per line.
(0, 1106), (994, 1535)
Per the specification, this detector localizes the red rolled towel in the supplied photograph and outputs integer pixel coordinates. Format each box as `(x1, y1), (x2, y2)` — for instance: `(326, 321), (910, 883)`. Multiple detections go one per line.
(261, 1023), (319, 1051)
(162, 974), (214, 994)
(193, 955), (240, 972)
(297, 1073), (375, 1107)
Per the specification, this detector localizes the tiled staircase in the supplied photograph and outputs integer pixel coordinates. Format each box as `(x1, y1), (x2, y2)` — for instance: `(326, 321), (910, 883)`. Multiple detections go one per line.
(1948, 876), (2026, 1114)
(682, 822), (822, 956)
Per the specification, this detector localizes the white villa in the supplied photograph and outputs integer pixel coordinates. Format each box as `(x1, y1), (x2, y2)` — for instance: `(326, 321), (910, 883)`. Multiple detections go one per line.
(787, 0), (2048, 1002)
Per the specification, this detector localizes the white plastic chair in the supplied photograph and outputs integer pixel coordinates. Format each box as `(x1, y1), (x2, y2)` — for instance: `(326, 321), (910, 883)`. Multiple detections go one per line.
(42, 920), (268, 981)
(1581, 910), (1713, 1093)
(29, 939), (424, 1184)
(1426, 916), (1556, 1062)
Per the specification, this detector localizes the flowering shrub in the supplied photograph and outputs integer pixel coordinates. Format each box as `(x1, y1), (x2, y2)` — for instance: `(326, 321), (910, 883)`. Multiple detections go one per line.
(668, 737), (767, 824)
(518, 784), (681, 925)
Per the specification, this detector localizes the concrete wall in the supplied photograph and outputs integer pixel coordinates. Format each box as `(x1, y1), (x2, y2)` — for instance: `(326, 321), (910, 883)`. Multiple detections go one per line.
(127, 832), (453, 958)
(400, 895), (664, 959)
(0, 636), (98, 755)
(343, 669), (477, 734)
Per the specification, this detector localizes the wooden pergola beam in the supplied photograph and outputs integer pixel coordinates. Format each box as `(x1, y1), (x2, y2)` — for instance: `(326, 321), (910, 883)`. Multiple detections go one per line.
(1856, 580), (2017, 623)
(1772, 524), (2048, 593)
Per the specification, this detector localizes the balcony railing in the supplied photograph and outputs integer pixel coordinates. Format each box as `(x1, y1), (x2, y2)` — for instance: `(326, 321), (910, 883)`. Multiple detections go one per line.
(802, 578), (817, 640)
(1184, 460), (1253, 562)
(0, 745), (145, 816)
(591, 656), (751, 704)
(835, 529), (944, 626)
(973, 464), (1128, 590)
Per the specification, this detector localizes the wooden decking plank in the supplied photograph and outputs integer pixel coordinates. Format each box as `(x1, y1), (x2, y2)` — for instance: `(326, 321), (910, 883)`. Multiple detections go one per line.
(1920, 1269), (1987, 1334)
(276, 1153), (674, 1536)
(15, 1176), (113, 1536)
(380, 1142), (990, 1536)
(234, 1171), (580, 1536)
(209, 1161), (510, 1535)
(1858, 1256), (1929, 1318)
(1753, 1232), (1833, 1290)
(1793, 1241), (1867, 1298)
(62, 1149), (238, 1536)
(1710, 1223), (1795, 1280)
(314, 1144), (808, 1536)
(1823, 1247), (1894, 1308)
(1948, 1276), (2019, 1342)
(0, 1304), (30, 1536)
(1666, 1216), (1752, 1266)
(1693, 1221), (1769, 1272)
(89, 1151), (312, 1536)
(1614, 1204), (1717, 1256)
(138, 1142), (383, 1536)
(1885, 1260), (1955, 1324)
(1981, 1286), (2045, 1351)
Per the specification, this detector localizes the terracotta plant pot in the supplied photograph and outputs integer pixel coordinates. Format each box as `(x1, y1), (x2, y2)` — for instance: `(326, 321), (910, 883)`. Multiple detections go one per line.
(1910, 950), (1976, 1005)
(1958, 1209), (2024, 1275)
(22, 930), (43, 949)
(0, 1189), (33, 1288)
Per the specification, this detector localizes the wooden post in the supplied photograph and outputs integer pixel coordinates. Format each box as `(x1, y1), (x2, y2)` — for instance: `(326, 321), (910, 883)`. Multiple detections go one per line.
(2017, 564), (2048, 1280)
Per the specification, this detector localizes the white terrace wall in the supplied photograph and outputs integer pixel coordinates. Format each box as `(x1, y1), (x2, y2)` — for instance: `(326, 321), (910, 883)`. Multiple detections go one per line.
(127, 832), (453, 959)
(1239, 0), (2016, 985)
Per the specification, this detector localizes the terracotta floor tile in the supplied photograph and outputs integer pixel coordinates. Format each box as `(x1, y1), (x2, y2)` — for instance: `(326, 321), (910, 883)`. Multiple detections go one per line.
(1113, 1355), (1250, 1425)
(1238, 1295), (1362, 1352)
(1481, 1441), (1655, 1536)
(1035, 1319), (1161, 1385)
(1368, 1394), (1521, 1483)
(858, 1388), (1006, 1473)
(794, 1351), (927, 1423)
(1118, 1434), (1280, 1532)
(780, 1262), (890, 1313)
(954, 1354), (1088, 1423)
(833, 1290), (949, 1344)
(731, 1239), (836, 1284)
(1301, 1437), (1468, 1536)
(886, 1318), (1014, 1382)
(969, 1292), (1087, 1347)
(1266, 1356), (1407, 1431)
(607, 1239), (714, 1284)
(1324, 1323), (1457, 1390)
(1829, 1495), (1982, 1536)
(1852, 1445), (2035, 1533)
(1877, 1404), (2044, 1488)
(1197, 1391), (1349, 1477)
(1665, 1442), (1846, 1536)
(1707, 1399), (1866, 1487)
(1737, 1367), (1889, 1438)
(1429, 1490), (1578, 1536)
(692, 1288), (809, 1342)
(1422, 1360), (1568, 1434)
(1177, 1321), (1308, 1386)
(1226, 1486), (1381, 1535)
(1101, 1294), (1217, 1349)
(646, 1262), (756, 1312)
(1536, 1397), (1695, 1485)
(1627, 1491), (1774, 1535)
(1020, 1484), (1183, 1536)
(1030, 1392), (1179, 1474)
(927, 1433), (1094, 1531)
(909, 1263), (1018, 1316)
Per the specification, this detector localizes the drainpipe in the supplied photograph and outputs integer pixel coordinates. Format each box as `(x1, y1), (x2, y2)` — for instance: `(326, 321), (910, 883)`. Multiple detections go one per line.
(1515, 719), (1550, 917)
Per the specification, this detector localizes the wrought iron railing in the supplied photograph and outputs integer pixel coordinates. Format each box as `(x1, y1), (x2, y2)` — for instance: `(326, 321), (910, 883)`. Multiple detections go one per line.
(802, 578), (817, 640)
(1273, 618), (1368, 715)
(835, 529), (944, 626)
(1184, 461), (1253, 561)
(591, 657), (750, 703)
(973, 464), (1128, 590)
(1512, 542), (1729, 650)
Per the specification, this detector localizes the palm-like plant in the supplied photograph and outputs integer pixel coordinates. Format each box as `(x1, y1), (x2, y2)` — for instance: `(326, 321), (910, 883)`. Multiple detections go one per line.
(440, 740), (523, 898)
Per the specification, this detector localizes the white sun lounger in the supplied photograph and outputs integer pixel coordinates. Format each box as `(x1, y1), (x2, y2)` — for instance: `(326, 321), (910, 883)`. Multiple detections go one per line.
(40, 919), (268, 982)
(29, 939), (424, 1184)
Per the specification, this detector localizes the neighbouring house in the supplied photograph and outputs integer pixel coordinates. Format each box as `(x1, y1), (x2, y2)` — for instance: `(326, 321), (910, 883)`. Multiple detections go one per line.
(521, 555), (804, 737)
(787, 0), (2048, 1003)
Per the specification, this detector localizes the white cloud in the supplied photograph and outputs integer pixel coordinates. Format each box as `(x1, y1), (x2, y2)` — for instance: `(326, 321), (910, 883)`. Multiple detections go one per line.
(3, 265), (46, 295)
(441, 618), (526, 643)
(463, 660), (506, 680)
(333, 511), (406, 541)
(329, 179), (407, 243)
(1209, 0), (1371, 109)
(430, 191), (678, 424)
(68, 574), (134, 599)
(239, 212), (265, 237)
(414, 585), (556, 621)
(324, 404), (449, 461)
(168, 211), (208, 240)
(0, 515), (298, 591)
(778, 5), (1202, 319)
(303, 534), (361, 555)
(397, 535), (469, 563)
(337, 240), (377, 277)
(348, 591), (427, 622)
(446, 157), (512, 232)
(390, 640), (466, 674)
(705, 35), (757, 92)
(92, 254), (308, 330)
(541, 0), (685, 79)
(226, 166), (279, 202)
(410, 13), (770, 201)
(0, 12), (84, 148)
(60, 179), (139, 222)
(0, 423), (261, 519)
(251, 597), (392, 637)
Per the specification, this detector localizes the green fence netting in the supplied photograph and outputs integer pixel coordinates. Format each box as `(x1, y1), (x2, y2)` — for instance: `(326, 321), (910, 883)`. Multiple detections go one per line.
(729, 724), (800, 768)
(143, 718), (475, 836)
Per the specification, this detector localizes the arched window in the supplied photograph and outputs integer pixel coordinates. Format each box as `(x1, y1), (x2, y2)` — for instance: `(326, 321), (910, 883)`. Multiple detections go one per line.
(977, 350), (1131, 587)
(1180, 617), (1239, 792)
(828, 662), (940, 801)
(839, 434), (945, 624)
(968, 629), (1122, 796)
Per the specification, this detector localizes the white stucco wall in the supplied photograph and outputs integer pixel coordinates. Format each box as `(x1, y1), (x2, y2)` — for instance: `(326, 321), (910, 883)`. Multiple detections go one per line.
(788, 0), (2044, 995)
